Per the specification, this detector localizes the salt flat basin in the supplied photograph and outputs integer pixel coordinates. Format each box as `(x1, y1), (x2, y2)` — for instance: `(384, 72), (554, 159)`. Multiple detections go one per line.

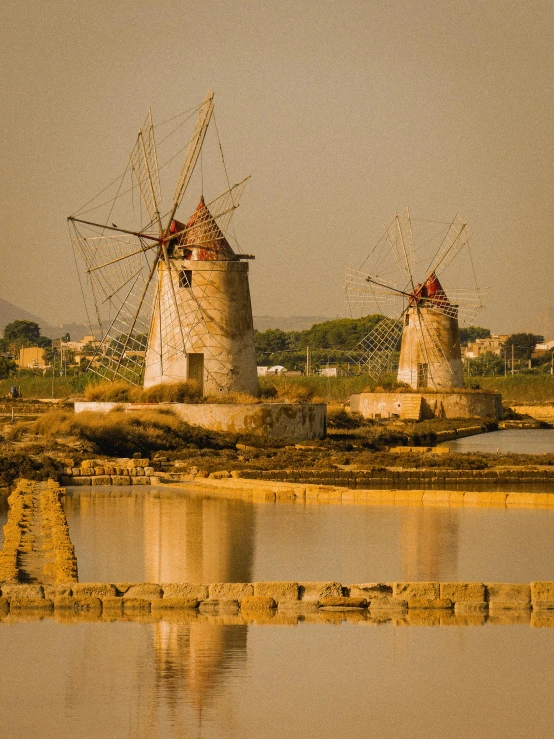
(447, 428), (554, 454)
(0, 619), (553, 739)
(65, 486), (554, 583)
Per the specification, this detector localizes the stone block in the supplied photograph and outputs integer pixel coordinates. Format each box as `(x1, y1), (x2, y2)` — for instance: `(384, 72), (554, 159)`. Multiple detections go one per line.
(131, 477), (150, 485)
(299, 582), (343, 602)
(454, 601), (488, 613)
(144, 467), (155, 476)
(44, 584), (73, 600)
(73, 583), (116, 598)
(531, 582), (554, 603)
(71, 468), (81, 476)
(135, 468), (145, 476)
(111, 476), (131, 485)
(81, 460), (94, 469)
(2, 584), (44, 599)
(240, 596), (277, 612)
(125, 583), (162, 600)
(122, 598), (152, 610)
(369, 598), (408, 610)
(318, 596), (368, 608)
(55, 596), (102, 612)
(407, 598), (453, 609)
(347, 583), (392, 599)
(278, 600), (319, 614)
(486, 583), (531, 607)
(209, 583), (253, 601)
(253, 582), (299, 602)
(9, 598), (53, 611)
(198, 599), (240, 615)
(151, 598), (198, 610)
(128, 458), (149, 468)
(93, 467), (105, 476)
(72, 476), (92, 486)
(104, 466), (114, 475)
(162, 583), (209, 600)
(92, 476), (111, 486)
(440, 582), (485, 602)
(392, 582), (440, 600)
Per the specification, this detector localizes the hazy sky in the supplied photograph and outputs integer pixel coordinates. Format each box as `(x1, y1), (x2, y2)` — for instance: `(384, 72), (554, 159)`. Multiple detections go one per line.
(1, 0), (553, 335)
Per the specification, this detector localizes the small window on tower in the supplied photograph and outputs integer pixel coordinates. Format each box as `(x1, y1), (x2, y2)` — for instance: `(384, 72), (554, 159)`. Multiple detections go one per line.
(179, 269), (192, 288)
(405, 314), (410, 326)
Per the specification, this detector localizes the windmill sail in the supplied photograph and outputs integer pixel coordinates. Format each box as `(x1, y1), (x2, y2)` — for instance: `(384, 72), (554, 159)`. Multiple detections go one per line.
(346, 209), (481, 389)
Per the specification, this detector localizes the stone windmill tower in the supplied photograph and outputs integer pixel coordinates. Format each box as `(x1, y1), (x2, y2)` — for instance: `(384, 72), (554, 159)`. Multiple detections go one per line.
(69, 91), (258, 397)
(346, 208), (482, 390)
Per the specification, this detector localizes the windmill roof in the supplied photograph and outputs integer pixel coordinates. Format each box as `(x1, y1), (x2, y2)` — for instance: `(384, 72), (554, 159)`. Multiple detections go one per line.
(172, 196), (236, 261)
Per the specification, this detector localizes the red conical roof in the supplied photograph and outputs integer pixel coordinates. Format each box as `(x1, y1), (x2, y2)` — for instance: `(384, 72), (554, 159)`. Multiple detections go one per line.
(171, 196), (236, 261)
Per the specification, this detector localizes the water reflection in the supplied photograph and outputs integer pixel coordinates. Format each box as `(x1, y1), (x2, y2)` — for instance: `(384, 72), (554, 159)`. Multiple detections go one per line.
(143, 492), (254, 724)
(65, 489), (255, 725)
(65, 487), (554, 584)
(401, 507), (459, 581)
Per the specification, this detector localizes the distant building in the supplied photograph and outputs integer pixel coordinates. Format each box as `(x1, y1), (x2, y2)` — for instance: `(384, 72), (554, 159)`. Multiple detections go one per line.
(463, 335), (510, 359)
(320, 366), (338, 377)
(18, 346), (47, 369)
(258, 365), (287, 376)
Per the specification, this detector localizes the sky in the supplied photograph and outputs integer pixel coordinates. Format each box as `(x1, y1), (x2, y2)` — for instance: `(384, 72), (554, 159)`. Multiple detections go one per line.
(1, 0), (553, 335)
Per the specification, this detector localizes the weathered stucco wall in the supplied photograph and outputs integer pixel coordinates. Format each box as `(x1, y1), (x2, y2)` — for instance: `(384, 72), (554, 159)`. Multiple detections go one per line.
(351, 391), (503, 420)
(144, 260), (259, 396)
(74, 402), (327, 440)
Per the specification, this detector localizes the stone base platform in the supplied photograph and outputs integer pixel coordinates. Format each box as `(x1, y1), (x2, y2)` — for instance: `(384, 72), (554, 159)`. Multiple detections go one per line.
(351, 390), (503, 421)
(75, 401), (326, 440)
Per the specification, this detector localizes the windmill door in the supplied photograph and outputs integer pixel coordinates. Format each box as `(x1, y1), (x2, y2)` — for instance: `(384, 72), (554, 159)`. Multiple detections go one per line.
(187, 353), (204, 394)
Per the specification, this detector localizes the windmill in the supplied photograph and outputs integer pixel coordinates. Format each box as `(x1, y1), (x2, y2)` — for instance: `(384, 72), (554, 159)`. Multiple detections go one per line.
(68, 91), (258, 396)
(345, 208), (483, 390)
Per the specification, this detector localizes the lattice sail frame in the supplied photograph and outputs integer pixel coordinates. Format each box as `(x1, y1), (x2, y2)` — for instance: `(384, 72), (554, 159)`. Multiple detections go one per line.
(346, 208), (483, 380)
(70, 92), (249, 386)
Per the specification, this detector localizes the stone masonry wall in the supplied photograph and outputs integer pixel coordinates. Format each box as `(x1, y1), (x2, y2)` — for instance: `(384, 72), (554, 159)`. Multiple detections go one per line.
(0, 579), (553, 627)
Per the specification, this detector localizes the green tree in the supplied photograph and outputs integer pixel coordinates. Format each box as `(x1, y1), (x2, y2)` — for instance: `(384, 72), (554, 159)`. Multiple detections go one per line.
(254, 328), (290, 354)
(4, 320), (41, 346)
(459, 325), (491, 345)
(504, 333), (543, 361)
(0, 357), (16, 379)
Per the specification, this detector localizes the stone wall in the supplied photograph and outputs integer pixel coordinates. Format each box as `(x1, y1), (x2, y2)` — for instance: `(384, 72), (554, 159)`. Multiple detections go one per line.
(351, 391), (503, 420)
(169, 476), (554, 508)
(74, 401), (327, 440)
(60, 457), (155, 486)
(0, 580), (552, 626)
(510, 404), (554, 423)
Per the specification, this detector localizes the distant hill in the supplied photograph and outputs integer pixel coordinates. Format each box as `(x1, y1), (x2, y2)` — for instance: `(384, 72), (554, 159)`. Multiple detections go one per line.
(0, 297), (94, 340)
(253, 315), (335, 332)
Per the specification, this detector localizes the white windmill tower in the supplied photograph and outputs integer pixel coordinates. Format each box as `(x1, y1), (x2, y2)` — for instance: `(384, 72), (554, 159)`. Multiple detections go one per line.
(68, 91), (258, 397)
(346, 208), (483, 390)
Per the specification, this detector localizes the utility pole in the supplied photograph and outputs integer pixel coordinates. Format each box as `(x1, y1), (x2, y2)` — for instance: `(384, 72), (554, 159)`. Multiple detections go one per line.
(511, 343), (514, 376)
(305, 346), (310, 376)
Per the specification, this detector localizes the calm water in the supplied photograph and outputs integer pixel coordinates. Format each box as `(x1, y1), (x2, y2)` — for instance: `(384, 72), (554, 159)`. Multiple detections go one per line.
(65, 487), (554, 583)
(448, 428), (554, 453)
(0, 619), (553, 738)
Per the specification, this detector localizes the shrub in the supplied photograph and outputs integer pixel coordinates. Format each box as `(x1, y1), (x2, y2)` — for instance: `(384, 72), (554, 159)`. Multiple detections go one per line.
(85, 381), (133, 402)
(134, 381), (202, 403)
(22, 409), (234, 456)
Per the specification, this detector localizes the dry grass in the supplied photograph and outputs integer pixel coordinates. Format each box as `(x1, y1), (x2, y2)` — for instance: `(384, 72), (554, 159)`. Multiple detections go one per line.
(14, 408), (233, 456)
(84, 380), (202, 403)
